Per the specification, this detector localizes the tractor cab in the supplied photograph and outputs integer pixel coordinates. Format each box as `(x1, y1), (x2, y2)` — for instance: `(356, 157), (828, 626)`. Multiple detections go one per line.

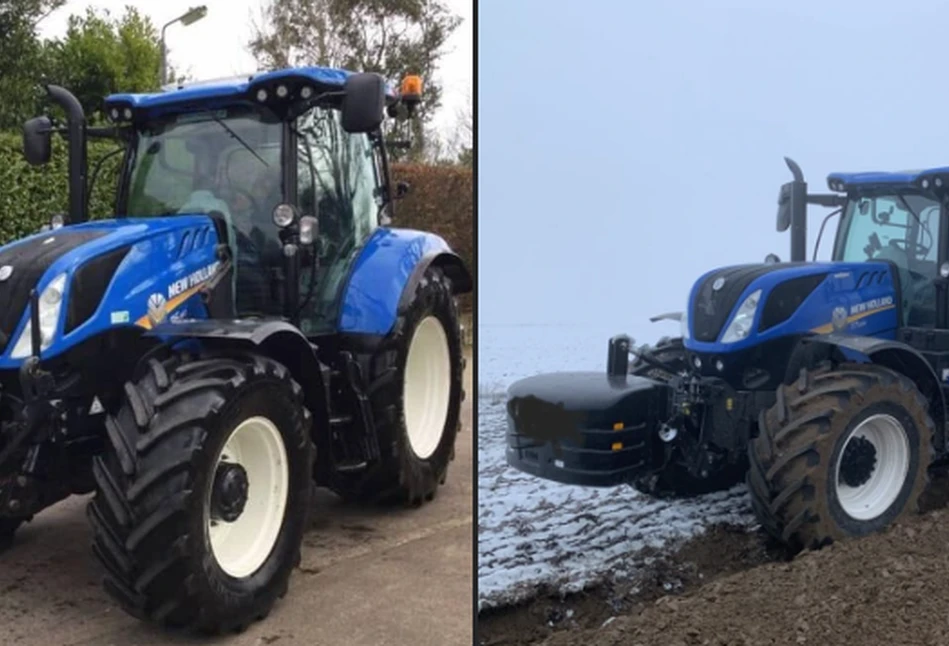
(777, 159), (949, 329)
(829, 180), (941, 327)
(23, 67), (422, 336)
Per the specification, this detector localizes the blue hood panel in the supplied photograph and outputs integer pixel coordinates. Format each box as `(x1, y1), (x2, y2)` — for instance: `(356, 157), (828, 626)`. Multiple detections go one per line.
(0, 215), (221, 368)
(683, 261), (899, 353)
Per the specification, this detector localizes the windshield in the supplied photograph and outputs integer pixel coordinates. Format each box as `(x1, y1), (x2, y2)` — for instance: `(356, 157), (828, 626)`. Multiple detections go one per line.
(834, 192), (941, 326)
(125, 106), (286, 317)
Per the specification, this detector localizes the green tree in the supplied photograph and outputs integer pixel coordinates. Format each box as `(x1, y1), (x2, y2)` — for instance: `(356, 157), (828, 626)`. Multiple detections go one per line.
(0, 0), (66, 129)
(250, 0), (460, 161)
(42, 5), (162, 124)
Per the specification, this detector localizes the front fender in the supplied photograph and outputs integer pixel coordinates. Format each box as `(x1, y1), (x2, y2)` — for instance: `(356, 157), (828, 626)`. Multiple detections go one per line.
(339, 227), (470, 336)
(788, 333), (946, 452)
(146, 319), (331, 434)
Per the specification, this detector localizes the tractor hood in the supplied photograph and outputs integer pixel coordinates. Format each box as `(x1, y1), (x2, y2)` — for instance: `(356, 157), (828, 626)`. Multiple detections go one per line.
(0, 215), (219, 364)
(683, 261), (899, 352)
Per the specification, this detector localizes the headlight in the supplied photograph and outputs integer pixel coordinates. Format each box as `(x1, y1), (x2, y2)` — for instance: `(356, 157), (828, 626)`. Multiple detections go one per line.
(681, 299), (690, 340)
(10, 273), (67, 359)
(720, 289), (762, 344)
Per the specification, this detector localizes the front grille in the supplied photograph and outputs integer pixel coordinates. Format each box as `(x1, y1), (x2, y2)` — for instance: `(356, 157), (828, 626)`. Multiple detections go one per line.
(758, 273), (827, 333)
(691, 264), (786, 342)
(0, 230), (107, 353)
(65, 245), (131, 334)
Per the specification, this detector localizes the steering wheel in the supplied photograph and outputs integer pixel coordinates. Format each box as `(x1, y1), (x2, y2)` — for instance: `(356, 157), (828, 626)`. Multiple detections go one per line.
(888, 238), (927, 259)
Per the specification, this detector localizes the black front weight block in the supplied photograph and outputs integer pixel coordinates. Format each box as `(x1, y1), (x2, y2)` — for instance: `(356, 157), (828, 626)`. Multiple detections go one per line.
(505, 371), (673, 487)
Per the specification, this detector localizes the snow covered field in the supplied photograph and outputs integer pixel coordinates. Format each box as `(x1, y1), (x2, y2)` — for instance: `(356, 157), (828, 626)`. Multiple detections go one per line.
(477, 323), (757, 611)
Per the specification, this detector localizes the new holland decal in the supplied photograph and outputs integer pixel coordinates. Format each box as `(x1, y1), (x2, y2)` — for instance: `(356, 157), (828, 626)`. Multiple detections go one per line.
(811, 296), (895, 334)
(136, 261), (220, 330)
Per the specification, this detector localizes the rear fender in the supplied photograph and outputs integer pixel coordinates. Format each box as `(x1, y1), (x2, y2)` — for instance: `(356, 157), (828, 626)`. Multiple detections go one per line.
(397, 250), (472, 312)
(338, 227), (470, 337)
(787, 333), (946, 452)
(146, 319), (331, 433)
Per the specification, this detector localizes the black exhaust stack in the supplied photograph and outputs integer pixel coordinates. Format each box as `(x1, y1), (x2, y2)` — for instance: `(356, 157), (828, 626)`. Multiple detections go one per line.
(776, 157), (807, 262)
(46, 85), (88, 225)
(23, 85), (88, 224)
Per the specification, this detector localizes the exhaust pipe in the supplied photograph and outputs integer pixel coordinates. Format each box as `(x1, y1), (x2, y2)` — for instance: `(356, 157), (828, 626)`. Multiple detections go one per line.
(776, 157), (807, 263)
(45, 85), (87, 224)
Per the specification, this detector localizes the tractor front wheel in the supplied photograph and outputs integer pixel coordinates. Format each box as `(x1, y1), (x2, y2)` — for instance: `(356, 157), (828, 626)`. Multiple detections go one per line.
(747, 363), (934, 554)
(632, 461), (745, 499)
(88, 349), (314, 634)
(332, 266), (464, 506)
(630, 336), (687, 382)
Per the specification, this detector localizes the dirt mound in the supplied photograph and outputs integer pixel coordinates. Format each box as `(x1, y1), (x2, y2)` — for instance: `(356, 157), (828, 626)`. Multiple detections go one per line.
(527, 508), (949, 646)
(478, 523), (781, 645)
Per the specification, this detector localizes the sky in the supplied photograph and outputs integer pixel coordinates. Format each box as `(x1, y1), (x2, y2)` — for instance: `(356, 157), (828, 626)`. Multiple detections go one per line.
(478, 0), (949, 329)
(36, 0), (472, 138)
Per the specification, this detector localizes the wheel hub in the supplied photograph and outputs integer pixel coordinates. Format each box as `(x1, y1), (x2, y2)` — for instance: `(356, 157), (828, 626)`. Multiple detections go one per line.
(838, 435), (878, 488)
(211, 462), (249, 523)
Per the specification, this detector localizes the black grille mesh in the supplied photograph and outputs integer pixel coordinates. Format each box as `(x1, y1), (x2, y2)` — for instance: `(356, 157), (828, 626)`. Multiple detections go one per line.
(691, 264), (786, 342)
(758, 273), (827, 333)
(65, 245), (131, 334)
(0, 230), (106, 352)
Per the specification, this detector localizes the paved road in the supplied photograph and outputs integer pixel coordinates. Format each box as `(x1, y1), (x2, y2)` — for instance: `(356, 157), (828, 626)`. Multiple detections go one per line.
(0, 354), (473, 646)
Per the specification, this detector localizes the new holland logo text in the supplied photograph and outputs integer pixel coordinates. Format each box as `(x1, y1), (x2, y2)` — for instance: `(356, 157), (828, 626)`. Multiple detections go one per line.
(168, 261), (219, 299)
(849, 296), (894, 317)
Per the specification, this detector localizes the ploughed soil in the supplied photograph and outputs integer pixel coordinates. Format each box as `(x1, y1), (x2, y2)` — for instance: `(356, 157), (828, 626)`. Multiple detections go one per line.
(479, 471), (949, 646)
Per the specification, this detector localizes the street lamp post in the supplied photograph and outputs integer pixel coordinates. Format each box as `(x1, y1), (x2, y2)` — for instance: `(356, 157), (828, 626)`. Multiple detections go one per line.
(160, 5), (208, 85)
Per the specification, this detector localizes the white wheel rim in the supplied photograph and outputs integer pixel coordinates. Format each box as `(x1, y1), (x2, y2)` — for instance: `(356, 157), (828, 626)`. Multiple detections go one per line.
(834, 413), (910, 521)
(206, 416), (289, 578)
(402, 315), (452, 460)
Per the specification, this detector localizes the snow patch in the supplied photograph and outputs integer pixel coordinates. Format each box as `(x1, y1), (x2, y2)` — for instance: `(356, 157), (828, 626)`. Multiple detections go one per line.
(477, 324), (757, 611)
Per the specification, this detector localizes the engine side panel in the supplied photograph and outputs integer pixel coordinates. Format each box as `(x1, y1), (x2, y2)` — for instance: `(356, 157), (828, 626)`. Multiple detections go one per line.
(684, 261), (899, 356)
(0, 216), (220, 368)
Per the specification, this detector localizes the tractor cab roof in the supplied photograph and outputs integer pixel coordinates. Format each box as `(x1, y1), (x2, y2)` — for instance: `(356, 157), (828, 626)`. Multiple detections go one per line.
(826, 166), (949, 195)
(103, 65), (397, 122)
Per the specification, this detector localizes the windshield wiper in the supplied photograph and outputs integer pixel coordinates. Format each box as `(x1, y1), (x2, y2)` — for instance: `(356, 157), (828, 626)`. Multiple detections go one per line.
(210, 115), (269, 167)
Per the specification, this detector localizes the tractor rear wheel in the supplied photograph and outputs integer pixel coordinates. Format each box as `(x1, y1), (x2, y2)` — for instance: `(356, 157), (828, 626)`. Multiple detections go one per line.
(747, 363), (934, 554)
(88, 349), (314, 634)
(332, 266), (464, 506)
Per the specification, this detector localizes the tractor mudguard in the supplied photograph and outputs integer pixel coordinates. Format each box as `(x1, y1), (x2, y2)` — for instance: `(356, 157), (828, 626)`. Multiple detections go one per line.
(505, 371), (673, 487)
(338, 227), (471, 336)
(147, 319), (331, 431)
(397, 250), (472, 312)
(788, 333), (947, 451)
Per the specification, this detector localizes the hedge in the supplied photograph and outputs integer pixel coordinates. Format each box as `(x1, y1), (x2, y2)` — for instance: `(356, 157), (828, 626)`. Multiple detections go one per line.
(0, 131), (473, 309)
(389, 162), (474, 310)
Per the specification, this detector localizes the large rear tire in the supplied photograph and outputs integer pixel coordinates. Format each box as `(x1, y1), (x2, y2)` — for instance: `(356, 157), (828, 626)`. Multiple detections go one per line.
(332, 266), (464, 506)
(87, 349), (314, 634)
(747, 363), (934, 553)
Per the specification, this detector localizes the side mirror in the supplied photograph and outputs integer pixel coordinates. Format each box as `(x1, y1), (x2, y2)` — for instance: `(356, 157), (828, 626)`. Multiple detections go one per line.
(341, 72), (386, 134)
(395, 181), (411, 200)
(764, 253), (781, 264)
(776, 182), (792, 232)
(23, 116), (52, 166)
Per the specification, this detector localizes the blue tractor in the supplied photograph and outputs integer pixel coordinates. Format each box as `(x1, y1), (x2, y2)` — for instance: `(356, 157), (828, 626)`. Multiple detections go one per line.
(505, 157), (949, 554)
(2, 68), (471, 633)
